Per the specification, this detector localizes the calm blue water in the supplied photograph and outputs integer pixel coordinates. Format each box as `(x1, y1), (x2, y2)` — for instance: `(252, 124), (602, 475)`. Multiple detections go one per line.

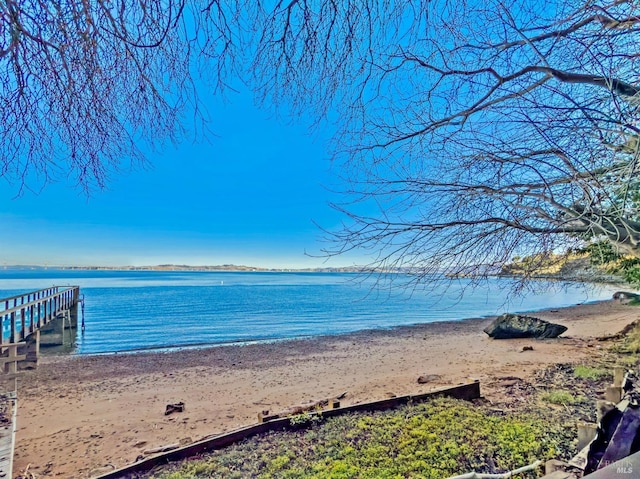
(0, 268), (622, 355)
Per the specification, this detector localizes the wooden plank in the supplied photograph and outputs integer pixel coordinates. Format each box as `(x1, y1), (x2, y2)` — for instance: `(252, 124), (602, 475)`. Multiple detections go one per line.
(0, 356), (26, 365)
(0, 344), (20, 351)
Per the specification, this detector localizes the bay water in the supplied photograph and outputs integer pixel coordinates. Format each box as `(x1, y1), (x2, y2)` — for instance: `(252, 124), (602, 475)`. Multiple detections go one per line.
(0, 268), (621, 355)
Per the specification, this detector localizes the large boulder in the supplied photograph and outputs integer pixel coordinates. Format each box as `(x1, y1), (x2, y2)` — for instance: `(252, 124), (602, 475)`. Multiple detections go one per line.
(484, 314), (567, 339)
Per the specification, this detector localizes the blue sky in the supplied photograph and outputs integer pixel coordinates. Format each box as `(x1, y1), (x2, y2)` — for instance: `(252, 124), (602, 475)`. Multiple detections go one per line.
(0, 90), (362, 268)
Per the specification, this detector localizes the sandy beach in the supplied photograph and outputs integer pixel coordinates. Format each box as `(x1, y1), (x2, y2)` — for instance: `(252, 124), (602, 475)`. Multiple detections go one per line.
(11, 298), (640, 478)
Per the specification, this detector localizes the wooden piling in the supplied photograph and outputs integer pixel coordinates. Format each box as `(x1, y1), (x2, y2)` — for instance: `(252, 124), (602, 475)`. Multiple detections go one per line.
(25, 330), (40, 367)
(613, 368), (625, 388)
(605, 386), (623, 404)
(577, 422), (598, 450)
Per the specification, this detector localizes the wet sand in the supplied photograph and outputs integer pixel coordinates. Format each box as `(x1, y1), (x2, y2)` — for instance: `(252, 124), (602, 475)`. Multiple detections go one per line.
(12, 299), (640, 478)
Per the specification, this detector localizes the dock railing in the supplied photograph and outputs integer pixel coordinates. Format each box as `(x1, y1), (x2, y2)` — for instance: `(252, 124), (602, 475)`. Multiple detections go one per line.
(0, 286), (80, 344)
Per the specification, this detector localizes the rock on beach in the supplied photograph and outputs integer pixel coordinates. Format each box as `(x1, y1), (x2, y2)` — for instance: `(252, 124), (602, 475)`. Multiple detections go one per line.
(484, 313), (568, 339)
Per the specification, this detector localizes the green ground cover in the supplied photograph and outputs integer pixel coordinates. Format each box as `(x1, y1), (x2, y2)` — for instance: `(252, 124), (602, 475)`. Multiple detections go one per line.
(150, 397), (572, 479)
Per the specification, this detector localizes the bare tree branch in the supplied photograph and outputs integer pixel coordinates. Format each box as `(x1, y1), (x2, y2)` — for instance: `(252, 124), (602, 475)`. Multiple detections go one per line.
(248, 0), (640, 281)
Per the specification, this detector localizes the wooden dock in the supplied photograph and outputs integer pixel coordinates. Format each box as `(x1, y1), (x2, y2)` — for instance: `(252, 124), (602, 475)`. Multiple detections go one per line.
(0, 285), (81, 376)
(0, 286), (81, 478)
(1, 286), (80, 344)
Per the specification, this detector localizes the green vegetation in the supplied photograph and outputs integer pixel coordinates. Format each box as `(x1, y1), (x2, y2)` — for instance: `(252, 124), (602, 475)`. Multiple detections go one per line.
(573, 365), (610, 381)
(502, 242), (640, 287)
(540, 390), (586, 406)
(501, 252), (576, 276)
(150, 397), (571, 479)
(583, 241), (640, 287)
(613, 323), (640, 354)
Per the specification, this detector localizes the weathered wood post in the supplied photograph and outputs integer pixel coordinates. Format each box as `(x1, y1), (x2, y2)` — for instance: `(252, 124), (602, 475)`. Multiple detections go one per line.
(578, 422), (598, 450)
(20, 308), (25, 341)
(605, 386), (623, 404)
(24, 330), (40, 368)
(613, 368), (625, 388)
(9, 312), (16, 344)
(69, 288), (79, 329)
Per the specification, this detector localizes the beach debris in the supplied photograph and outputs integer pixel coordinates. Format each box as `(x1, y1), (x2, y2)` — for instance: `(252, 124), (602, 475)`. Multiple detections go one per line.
(143, 443), (180, 455)
(496, 379), (520, 388)
(15, 464), (35, 479)
(179, 436), (193, 446)
(522, 346), (534, 351)
(88, 464), (116, 476)
(284, 392), (347, 415)
(258, 411), (279, 423)
(417, 374), (441, 384)
(483, 314), (567, 339)
(260, 392), (349, 422)
(42, 462), (54, 475)
(164, 401), (185, 415)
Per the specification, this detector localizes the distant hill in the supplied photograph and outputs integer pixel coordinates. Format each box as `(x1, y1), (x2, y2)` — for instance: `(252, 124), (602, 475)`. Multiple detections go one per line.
(58, 264), (370, 273)
(499, 252), (625, 284)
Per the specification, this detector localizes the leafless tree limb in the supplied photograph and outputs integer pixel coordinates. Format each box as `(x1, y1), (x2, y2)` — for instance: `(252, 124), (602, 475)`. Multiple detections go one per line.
(249, 0), (640, 281)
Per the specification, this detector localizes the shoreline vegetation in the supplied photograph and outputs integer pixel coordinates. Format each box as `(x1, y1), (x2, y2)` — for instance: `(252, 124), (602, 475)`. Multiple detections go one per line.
(498, 245), (640, 286)
(13, 297), (640, 478)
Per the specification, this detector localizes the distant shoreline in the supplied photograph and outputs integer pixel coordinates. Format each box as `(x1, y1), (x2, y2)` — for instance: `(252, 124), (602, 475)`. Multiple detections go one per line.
(3, 264), (370, 273)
